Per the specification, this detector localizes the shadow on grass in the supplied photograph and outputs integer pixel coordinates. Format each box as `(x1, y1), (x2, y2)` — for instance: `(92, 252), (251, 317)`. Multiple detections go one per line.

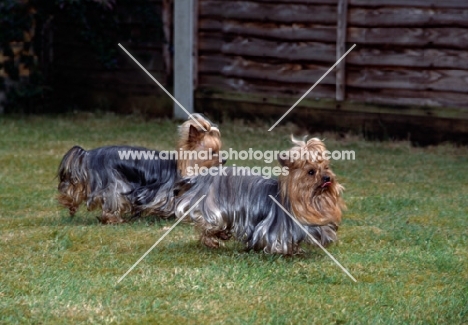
(150, 235), (329, 263)
(39, 213), (338, 262)
(38, 212), (177, 227)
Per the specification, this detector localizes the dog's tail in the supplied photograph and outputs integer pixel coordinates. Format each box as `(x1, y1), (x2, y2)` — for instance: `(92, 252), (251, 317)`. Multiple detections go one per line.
(57, 146), (88, 215)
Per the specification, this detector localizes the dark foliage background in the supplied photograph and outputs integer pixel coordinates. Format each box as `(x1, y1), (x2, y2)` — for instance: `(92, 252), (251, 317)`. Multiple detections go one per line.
(0, 0), (163, 114)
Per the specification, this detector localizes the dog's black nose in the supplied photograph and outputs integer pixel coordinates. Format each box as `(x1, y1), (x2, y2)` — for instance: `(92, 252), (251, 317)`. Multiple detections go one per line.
(322, 176), (331, 183)
(221, 159), (227, 165)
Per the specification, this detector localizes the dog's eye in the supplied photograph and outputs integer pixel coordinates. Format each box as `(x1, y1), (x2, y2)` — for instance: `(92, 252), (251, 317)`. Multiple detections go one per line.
(308, 169), (315, 175)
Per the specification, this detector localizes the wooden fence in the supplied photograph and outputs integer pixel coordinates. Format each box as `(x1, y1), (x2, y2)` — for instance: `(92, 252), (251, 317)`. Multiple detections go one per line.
(42, 0), (468, 141)
(195, 0), (468, 142)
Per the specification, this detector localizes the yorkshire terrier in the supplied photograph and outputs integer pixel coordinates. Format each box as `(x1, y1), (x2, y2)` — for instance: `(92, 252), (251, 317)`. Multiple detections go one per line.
(57, 114), (223, 224)
(175, 137), (345, 255)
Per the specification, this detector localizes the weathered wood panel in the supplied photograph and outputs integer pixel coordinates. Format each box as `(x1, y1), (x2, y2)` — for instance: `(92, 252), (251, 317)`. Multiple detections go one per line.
(199, 35), (468, 70)
(199, 34), (335, 63)
(198, 73), (468, 109)
(202, 0), (468, 9)
(349, 7), (468, 27)
(199, 18), (468, 50)
(201, 3), (468, 27)
(348, 68), (468, 93)
(199, 19), (337, 42)
(197, 96), (468, 145)
(196, 88), (468, 121)
(347, 48), (468, 70)
(200, 1), (336, 24)
(349, 0), (468, 8)
(199, 55), (336, 84)
(197, 0), (468, 124)
(249, 0), (468, 7)
(348, 27), (468, 49)
(348, 88), (468, 109)
(199, 75), (335, 98)
(248, 0), (338, 4)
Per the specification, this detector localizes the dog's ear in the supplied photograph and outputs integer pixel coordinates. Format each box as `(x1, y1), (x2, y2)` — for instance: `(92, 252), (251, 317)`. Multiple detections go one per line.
(277, 151), (291, 167)
(188, 124), (204, 143)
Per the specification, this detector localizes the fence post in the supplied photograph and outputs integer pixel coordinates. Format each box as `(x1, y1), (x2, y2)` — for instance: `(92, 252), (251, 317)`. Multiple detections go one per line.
(173, 0), (195, 119)
(336, 0), (348, 101)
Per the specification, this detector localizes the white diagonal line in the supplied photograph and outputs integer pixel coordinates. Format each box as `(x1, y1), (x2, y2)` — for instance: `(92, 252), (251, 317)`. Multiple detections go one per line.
(118, 43), (206, 132)
(268, 44), (356, 131)
(117, 195), (206, 284)
(269, 195), (357, 282)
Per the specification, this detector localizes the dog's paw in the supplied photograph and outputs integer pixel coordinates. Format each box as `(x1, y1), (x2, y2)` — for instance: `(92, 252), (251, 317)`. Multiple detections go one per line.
(201, 235), (220, 248)
(97, 214), (126, 225)
(217, 230), (232, 241)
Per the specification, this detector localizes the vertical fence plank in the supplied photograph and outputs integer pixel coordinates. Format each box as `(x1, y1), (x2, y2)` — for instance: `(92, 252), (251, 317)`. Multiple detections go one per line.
(336, 0), (348, 101)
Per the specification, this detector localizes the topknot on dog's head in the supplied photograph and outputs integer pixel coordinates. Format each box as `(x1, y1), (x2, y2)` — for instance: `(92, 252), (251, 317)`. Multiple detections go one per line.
(278, 135), (327, 168)
(292, 135), (327, 154)
(178, 113), (220, 143)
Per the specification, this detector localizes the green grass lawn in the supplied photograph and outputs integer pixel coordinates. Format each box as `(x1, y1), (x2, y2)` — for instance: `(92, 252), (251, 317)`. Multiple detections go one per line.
(0, 114), (467, 324)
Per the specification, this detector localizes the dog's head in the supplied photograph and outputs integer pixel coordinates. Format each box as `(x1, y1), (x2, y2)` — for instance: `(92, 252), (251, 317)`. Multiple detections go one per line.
(278, 136), (345, 226)
(177, 114), (225, 176)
